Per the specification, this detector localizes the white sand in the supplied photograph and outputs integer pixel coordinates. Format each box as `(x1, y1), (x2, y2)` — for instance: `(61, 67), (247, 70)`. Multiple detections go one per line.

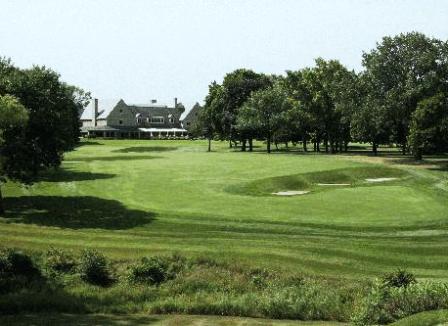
(317, 183), (350, 186)
(272, 190), (309, 196)
(365, 177), (398, 182)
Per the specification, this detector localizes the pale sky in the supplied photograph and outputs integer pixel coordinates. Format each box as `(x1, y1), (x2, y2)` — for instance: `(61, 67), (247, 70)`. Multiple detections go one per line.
(1, 0), (447, 111)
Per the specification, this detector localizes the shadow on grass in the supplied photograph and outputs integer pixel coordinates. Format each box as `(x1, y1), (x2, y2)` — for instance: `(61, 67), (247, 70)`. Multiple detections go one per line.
(113, 146), (177, 153)
(0, 314), (161, 325)
(76, 141), (104, 147)
(37, 169), (116, 182)
(0, 281), (87, 316)
(2, 196), (155, 229)
(66, 155), (162, 162)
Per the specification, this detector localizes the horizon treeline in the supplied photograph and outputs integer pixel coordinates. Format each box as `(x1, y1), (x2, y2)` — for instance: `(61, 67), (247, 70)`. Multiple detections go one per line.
(194, 32), (448, 158)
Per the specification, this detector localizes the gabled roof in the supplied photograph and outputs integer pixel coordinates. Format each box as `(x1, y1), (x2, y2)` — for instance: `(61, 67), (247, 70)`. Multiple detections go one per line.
(126, 102), (183, 118)
(80, 99), (184, 121)
(182, 102), (202, 122)
(80, 99), (121, 120)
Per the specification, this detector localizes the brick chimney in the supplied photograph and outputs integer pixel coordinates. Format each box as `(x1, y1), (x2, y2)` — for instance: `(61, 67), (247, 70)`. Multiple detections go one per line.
(92, 98), (98, 127)
(174, 97), (178, 108)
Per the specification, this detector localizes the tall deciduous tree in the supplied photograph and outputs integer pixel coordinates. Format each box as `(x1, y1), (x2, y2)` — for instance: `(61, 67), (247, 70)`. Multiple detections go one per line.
(220, 69), (272, 146)
(0, 94), (29, 214)
(350, 73), (392, 155)
(237, 83), (289, 153)
(0, 57), (90, 213)
(408, 92), (448, 160)
(362, 32), (444, 154)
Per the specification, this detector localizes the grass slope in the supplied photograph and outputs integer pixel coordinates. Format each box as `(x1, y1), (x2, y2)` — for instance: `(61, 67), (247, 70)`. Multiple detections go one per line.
(0, 314), (348, 325)
(390, 310), (448, 325)
(0, 140), (447, 279)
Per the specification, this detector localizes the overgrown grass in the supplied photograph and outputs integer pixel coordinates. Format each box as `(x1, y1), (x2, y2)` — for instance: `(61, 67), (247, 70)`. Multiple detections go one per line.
(2, 247), (448, 325)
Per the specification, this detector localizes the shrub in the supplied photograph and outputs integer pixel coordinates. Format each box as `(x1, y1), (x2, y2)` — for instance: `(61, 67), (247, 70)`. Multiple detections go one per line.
(128, 254), (186, 285)
(79, 249), (112, 286)
(351, 281), (448, 325)
(0, 248), (42, 294)
(45, 247), (77, 274)
(248, 268), (271, 289)
(0, 248), (40, 279)
(382, 269), (417, 288)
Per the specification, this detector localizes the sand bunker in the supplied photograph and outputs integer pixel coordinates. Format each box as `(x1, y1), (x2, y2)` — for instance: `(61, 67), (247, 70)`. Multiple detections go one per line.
(365, 177), (398, 182)
(317, 183), (350, 186)
(272, 190), (309, 196)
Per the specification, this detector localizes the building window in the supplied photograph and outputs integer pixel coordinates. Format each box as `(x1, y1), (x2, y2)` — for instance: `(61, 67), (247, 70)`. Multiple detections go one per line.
(169, 117), (175, 124)
(119, 109), (123, 113)
(151, 116), (164, 124)
(119, 120), (123, 125)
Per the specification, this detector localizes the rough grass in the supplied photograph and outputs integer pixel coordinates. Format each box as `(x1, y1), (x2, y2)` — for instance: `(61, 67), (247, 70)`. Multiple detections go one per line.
(0, 313), (348, 325)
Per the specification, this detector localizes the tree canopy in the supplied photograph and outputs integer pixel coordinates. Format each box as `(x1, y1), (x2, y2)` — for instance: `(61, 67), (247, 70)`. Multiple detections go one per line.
(199, 32), (447, 158)
(0, 57), (90, 213)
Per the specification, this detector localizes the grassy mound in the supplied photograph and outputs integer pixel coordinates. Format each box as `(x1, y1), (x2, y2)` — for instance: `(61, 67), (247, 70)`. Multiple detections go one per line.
(229, 166), (409, 196)
(390, 310), (448, 326)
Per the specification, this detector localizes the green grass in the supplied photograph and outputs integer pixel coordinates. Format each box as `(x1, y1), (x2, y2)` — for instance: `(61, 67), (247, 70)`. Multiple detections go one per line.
(1, 139), (447, 279)
(0, 313), (347, 325)
(389, 310), (448, 325)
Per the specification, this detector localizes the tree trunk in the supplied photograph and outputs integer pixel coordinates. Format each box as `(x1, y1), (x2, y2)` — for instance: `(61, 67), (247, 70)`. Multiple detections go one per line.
(267, 132), (271, 153)
(229, 139), (232, 148)
(325, 139), (329, 153)
(208, 137), (211, 152)
(402, 143), (406, 155)
(0, 185), (4, 215)
(303, 139), (307, 152)
(249, 138), (253, 152)
(372, 141), (378, 156)
(344, 141), (348, 152)
(414, 148), (423, 160)
(241, 139), (246, 152)
(313, 141), (317, 152)
(316, 141), (320, 152)
(339, 142), (343, 153)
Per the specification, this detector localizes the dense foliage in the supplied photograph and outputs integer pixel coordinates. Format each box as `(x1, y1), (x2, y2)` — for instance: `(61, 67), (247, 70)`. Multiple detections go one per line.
(0, 57), (90, 213)
(199, 32), (448, 158)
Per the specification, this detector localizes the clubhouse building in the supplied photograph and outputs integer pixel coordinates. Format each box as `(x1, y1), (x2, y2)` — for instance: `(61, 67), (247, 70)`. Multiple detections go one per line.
(80, 98), (198, 138)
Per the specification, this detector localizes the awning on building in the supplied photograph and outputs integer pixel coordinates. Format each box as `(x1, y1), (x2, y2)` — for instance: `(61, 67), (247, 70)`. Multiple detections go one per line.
(138, 128), (188, 133)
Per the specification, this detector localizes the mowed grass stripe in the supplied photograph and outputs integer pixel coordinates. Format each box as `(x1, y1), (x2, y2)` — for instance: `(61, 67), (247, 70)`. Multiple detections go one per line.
(1, 140), (447, 279)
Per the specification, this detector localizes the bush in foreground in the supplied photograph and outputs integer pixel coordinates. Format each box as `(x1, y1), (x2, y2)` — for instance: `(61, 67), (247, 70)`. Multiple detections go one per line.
(45, 247), (77, 275)
(0, 248), (41, 294)
(127, 254), (186, 285)
(79, 249), (113, 286)
(351, 280), (448, 325)
(381, 269), (417, 288)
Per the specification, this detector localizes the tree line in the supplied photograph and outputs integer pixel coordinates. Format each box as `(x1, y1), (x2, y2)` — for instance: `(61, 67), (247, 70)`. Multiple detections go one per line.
(0, 58), (90, 213)
(194, 32), (448, 158)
